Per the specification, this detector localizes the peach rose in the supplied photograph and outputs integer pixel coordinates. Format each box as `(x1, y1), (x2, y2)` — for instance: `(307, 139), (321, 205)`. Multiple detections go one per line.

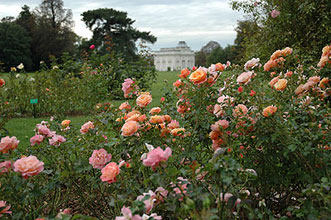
(237, 71), (253, 84)
(61, 120), (71, 127)
(125, 110), (141, 120)
(149, 115), (164, 124)
(30, 134), (44, 146)
(126, 114), (140, 122)
(269, 76), (280, 88)
(179, 68), (190, 78)
(244, 58), (260, 71)
(167, 120), (180, 129)
(0, 161), (11, 174)
(170, 128), (186, 136)
(263, 105), (277, 117)
(138, 114), (147, 122)
(281, 47), (293, 56)
(13, 155), (44, 179)
(100, 162), (120, 184)
(274, 79), (287, 91)
(189, 68), (207, 84)
(271, 50), (282, 60)
(233, 104), (248, 117)
(80, 121), (94, 134)
(119, 102), (131, 110)
(121, 121), (139, 136)
(215, 63), (225, 71)
(162, 115), (172, 123)
(211, 120), (229, 131)
(209, 131), (219, 140)
(0, 136), (19, 153)
(0, 78), (5, 87)
(0, 201), (11, 217)
(149, 107), (161, 115)
(89, 148), (112, 169)
(264, 60), (277, 71)
(136, 92), (152, 107)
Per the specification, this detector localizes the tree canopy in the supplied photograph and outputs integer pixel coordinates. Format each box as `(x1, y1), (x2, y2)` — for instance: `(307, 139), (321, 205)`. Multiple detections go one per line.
(82, 8), (157, 60)
(231, 0), (331, 63)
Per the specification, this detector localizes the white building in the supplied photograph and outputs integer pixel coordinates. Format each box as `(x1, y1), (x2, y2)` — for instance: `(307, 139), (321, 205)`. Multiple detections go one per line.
(154, 41), (195, 71)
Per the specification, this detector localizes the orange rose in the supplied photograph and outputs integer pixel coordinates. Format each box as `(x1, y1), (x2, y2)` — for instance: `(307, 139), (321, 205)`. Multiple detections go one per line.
(125, 114), (140, 122)
(162, 115), (172, 123)
(119, 102), (131, 110)
(136, 92), (152, 107)
(121, 121), (139, 136)
(215, 63), (225, 71)
(189, 68), (207, 84)
(61, 120), (71, 127)
(263, 105), (277, 117)
(274, 79), (287, 91)
(271, 50), (282, 60)
(100, 162), (120, 184)
(281, 47), (293, 56)
(294, 84), (305, 95)
(171, 128), (186, 136)
(179, 68), (190, 78)
(149, 115), (164, 124)
(233, 104), (248, 117)
(149, 107), (161, 115)
(269, 76), (280, 88)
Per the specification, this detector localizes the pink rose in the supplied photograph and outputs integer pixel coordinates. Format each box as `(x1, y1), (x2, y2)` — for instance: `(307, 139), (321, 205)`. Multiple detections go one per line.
(143, 147), (172, 170)
(0, 161), (11, 174)
(100, 162), (120, 184)
(211, 120), (229, 132)
(167, 120), (180, 130)
(89, 148), (112, 169)
(0, 201), (11, 217)
(37, 125), (54, 137)
(271, 9), (280, 18)
(137, 190), (156, 213)
(89, 44), (95, 50)
(80, 121), (94, 134)
(49, 135), (66, 146)
(0, 136), (19, 153)
(13, 155), (44, 179)
(122, 78), (134, 97)
(237, 71), (253, 84)
(30, 135), (44, 146)
(115, 206), (142, 220)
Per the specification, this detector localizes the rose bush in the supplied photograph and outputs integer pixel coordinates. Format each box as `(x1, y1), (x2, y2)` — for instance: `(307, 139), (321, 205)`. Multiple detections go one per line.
(0, 45), (330, 219)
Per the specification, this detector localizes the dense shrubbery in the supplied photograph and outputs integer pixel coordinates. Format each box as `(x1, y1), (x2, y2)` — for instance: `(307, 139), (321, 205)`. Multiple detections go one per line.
(0, 45), (330, 219)
(0, 48), (156, 118)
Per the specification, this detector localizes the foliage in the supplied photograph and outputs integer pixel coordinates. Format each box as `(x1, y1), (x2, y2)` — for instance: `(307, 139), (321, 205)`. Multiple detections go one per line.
(0, 21), (32, 71)
(81, 8), (157, 61)
(231, 0), (331, 64)
(0, 45), (330, 219)
(206, 45), (238, 66)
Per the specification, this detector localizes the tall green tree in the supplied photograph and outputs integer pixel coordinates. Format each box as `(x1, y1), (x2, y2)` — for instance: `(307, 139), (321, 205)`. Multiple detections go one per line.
(0, 21), (32, 71)
(82, 8), (157, 60)
(206, 45), (237, 66)
(231, 0), (331, 64)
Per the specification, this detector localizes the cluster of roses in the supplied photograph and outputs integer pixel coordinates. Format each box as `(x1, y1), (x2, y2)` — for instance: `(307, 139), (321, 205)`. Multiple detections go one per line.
(30, 121), (66, 146)
(118, 92), (188, 139)
(122, 78), (139, 98)
(295, 76), (330, 99)
(115, 176), (191, 219)
(317, 44), (331, 68)
(0, 136), (44, 178)
(173, 64), (226, 115)
(264, 47), (293, 71)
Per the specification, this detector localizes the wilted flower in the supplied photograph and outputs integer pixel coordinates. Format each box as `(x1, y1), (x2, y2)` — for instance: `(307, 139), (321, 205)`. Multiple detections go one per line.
(0, 161), (11, 174)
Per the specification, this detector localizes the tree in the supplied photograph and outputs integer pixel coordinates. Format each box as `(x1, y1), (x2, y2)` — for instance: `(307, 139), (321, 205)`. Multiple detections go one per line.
(0, 21), (32, 71)
(82, 8), (157, 60)
(195, 51), (207, 67)
(231, 0), (331, 64)
(31, 0), (76, 68)
(206, 45), (237, 66)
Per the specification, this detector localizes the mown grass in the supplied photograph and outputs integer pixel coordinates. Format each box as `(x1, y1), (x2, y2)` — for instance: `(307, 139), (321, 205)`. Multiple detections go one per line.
(4, 71), (180, 147)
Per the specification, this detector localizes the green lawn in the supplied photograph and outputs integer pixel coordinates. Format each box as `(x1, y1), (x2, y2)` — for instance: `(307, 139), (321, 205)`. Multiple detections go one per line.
(4, 71), (180, 147)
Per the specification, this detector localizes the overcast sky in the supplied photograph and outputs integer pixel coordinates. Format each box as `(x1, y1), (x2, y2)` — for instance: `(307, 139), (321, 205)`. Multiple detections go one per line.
(0, 0), (244, 51)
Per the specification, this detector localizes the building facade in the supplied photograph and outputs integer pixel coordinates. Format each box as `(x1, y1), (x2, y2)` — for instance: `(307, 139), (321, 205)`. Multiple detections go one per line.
(154, 41), (195, 71)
